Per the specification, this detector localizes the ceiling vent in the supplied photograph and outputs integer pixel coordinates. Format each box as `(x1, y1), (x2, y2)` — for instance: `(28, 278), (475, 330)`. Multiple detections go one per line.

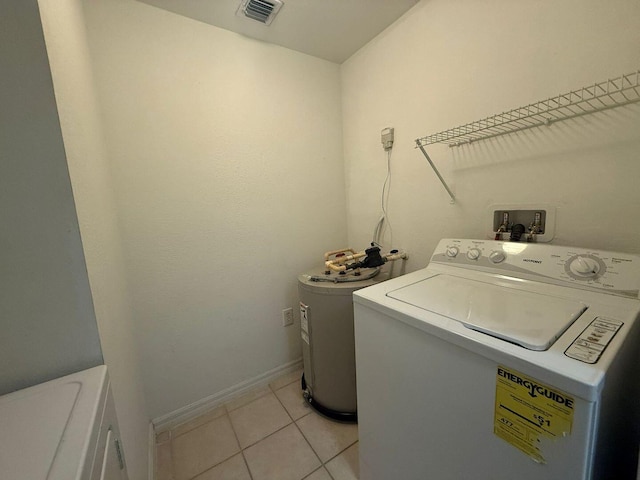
(237, 0), (284, 25)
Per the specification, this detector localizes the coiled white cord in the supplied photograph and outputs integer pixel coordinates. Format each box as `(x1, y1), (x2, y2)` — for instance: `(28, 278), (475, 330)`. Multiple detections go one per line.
(372, 149), (393, 248)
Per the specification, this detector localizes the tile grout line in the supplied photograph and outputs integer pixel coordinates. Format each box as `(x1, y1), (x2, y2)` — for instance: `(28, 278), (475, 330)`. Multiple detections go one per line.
(159, 369), (352, 480)
(177, 377), (294, 477)
(238, 418), (295, 450)
(270, 373), (302, 424)
(268, 371), (302, 395)
(209, 372), (304, 471)
(291, 421), (327, 479)
(175, 410), (256, 480)
(239, 450), (255, 480)
(321, 438), (358, 464)
(302, 465), (335, 480)
(233, 371), (315, 480)
(171, 409), (231, 480)
(271, 370), (357, 479)
(226, 388), (272, 414)
(171, 404), (229, 441)
(180, 413), (244, 480)
(226, 409), (255, 480)
(269, 375), (328, 479)
(228, 387), (295, 451)
(271, 371), (341, 479)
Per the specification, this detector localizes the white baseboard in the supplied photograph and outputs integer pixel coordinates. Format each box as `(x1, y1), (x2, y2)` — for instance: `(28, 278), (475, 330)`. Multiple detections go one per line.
(152, 358), (303, 433)
(148, 422), (155, 480)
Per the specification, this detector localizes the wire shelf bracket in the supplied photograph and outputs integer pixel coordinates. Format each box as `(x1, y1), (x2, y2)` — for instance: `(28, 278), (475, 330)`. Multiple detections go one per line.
(416, 141), (456, 203)
(415, 69), (640, 204)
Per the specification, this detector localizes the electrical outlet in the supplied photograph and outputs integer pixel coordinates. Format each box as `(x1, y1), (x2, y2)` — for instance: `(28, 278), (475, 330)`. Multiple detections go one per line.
(282, 307), (293, 327)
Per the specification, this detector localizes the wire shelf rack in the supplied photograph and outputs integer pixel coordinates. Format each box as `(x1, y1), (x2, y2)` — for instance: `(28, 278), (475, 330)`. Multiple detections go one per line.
(416, 70), (640, 148)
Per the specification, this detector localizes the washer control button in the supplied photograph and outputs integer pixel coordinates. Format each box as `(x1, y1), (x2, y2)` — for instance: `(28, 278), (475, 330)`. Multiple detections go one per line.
(446, 246), (459, 258)
(467, 248), (481, 260)
(569, 256), (601, 278)
(565, 254), (607, 280)
(489, 250), (506, 264)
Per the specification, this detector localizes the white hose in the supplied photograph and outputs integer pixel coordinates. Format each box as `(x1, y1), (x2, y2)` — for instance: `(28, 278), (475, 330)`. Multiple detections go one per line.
(373, 149), (393, 248)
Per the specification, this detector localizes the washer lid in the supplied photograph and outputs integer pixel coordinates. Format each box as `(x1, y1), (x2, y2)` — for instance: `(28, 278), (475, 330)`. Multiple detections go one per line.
(386, 274), (588, 351)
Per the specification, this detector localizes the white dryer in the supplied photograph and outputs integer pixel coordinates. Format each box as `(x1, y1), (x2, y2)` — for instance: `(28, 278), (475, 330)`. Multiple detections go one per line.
(0, 366), (128, 480)
(354, 239), (640, 480)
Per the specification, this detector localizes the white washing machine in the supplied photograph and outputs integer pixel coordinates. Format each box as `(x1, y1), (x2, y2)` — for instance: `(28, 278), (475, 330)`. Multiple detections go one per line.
(354, 239), (640, 480)
(0, 366), (128, 480)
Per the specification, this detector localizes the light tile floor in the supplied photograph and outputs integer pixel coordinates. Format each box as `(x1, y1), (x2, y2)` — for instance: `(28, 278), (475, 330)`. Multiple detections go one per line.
(155, 369), (359, 480)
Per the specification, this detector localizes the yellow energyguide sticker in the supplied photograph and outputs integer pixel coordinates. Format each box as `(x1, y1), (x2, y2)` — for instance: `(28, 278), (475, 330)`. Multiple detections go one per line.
(494, 366), (574, 463)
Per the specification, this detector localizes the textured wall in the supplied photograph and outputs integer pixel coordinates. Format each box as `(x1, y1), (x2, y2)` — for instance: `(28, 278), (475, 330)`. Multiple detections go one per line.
(342, 0), (640, 269)
(38, 0), (150, 478)
(82, 0), (347, 419)
(0, 0), (102, 395)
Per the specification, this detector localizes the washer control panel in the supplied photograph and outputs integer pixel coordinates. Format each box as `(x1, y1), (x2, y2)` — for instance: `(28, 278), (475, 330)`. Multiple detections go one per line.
(430, 239), (640, 299)
(564, 317), (623, 364)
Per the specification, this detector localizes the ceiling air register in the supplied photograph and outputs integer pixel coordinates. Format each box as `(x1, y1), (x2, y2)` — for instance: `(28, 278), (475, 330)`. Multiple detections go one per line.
(237, 0), (284, 25)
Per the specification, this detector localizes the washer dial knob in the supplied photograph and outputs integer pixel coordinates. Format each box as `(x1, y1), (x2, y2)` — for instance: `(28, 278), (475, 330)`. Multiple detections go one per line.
(467, 248), (481, 260)
(446, 246), (459, 258)
(566, 255), (605, 280)
(489, 250), (506, 264)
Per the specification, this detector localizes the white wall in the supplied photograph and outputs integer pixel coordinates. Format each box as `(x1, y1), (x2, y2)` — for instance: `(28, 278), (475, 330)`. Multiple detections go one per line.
(37, 1), (150, 478)
(0, 0), (102, 394)
(81, 0), (347, 419)
(342, 0), (640, 270)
